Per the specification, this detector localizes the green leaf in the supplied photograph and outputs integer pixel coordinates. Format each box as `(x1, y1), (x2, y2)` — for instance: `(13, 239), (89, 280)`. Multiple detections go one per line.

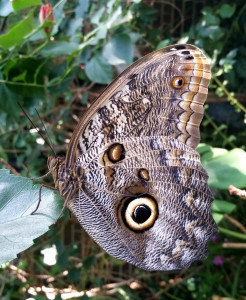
(103, 34), (133, 65)
(0, 83), (20, 118)
(216, 4), (236, 19)
(0, 169), (62, 265)
(40, 41), (80, 58)
(85, 52), (113, 84)
(0, 10), (35, 50)
(68, 267), (81, 282)
(106, 6), (133, 29)
(116, 286), (141, 300)
(82, 255), (96, 271)
(202, 8), (220, 26)
(200, 25), (224, 40)
(75, 0), (89, 19)
(51, 0), (66, 35)
(0, 0), (13, 16)
(202, 148), (246, 189)
(219, 49), (237, 66)
(212, 212), (224, 224)
(11, 0), (41, 11)
(212, 199), (237, 214)
(12, 70), (27, 82)
(156, 39), (172, 50)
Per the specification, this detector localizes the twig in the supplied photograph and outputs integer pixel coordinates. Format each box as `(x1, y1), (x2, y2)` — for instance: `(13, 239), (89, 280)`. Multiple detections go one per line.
(224, 214), (246, 234)
(222, 242), (246, 249)
(229, 185), (246, 200)
(204, 111), (236, 148)
(213, 76), (246, 114)
(224, 214), (246, 233)
(0, 158), (20, 176)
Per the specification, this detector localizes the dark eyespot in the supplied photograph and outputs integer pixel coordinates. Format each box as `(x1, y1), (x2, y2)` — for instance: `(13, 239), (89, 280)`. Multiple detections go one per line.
(120, 195), (158, 231)
(108, 143), (125, 162)
(172, 77), (185, 88)
(185, 55), (194, 60)
(100, 143), (125, 166)
(181, 50), (190, 55)
(107, 143), (125, 163)
(133, 205), (151, 224)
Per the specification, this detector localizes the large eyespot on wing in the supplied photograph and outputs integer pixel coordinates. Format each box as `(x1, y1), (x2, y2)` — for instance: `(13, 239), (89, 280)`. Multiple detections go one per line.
(119, 195), (158, 232)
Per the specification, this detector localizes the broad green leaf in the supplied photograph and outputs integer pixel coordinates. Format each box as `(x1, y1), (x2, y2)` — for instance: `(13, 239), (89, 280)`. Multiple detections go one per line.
(212, 199), (237, 214)
(0, 10), (35, 50)
(40, 41), (80, 58)
(198, 144), (227, 165)
(103, 34), (133, 65)
(0, 169), (62, 264)
(216, 4), (236, 19)
(0, 0), (13, 16)
(11, 0), (41, 11)
(202, 148), (246, 189)
(85, 53), (113, 84)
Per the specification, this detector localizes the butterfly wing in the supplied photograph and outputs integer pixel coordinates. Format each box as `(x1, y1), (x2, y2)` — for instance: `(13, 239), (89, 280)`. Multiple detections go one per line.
(66, 44), (217, 271)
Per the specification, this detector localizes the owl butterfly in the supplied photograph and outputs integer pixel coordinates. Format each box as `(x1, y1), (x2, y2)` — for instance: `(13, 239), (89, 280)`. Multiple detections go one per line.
(48, 44), (218, 271)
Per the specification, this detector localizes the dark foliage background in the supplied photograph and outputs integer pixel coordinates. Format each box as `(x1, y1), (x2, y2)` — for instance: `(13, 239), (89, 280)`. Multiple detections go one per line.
(0, 0), (246, 299)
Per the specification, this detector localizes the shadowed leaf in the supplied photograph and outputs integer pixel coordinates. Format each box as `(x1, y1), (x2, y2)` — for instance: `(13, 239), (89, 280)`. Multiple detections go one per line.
(0, 169), (62, 264)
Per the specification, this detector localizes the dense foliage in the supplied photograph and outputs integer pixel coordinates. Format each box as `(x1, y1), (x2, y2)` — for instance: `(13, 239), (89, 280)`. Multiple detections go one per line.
(0, 0), (245, 299)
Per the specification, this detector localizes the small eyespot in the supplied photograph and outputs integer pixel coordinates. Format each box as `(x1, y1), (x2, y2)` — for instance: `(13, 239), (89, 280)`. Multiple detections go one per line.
(121, 196), (158, 231)
(138, 168), (149, 181)
(181, 50), (190, 55)
(107, 143), (125, 163)
(172, 77), (185, 89)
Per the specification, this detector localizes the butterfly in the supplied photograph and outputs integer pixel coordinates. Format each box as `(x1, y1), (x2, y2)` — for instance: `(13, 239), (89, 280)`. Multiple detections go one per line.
(47, 44), (218, 271)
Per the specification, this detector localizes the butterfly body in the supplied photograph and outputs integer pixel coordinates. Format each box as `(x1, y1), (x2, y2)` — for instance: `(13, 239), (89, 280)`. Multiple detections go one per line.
(48, 44), (218, 271)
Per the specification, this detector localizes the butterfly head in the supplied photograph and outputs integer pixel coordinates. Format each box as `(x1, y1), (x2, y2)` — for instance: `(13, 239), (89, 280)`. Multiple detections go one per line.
(47, 155), (64, 182)
(48, 155), (84, 199)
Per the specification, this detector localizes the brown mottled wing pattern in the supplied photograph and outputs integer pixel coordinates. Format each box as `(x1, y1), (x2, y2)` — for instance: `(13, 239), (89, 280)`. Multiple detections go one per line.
(65, 44), (217, 271)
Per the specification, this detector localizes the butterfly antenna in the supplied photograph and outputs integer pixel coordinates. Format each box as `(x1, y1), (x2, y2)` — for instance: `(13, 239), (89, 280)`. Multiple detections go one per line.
(35, 108), (56, 156)
(18, 103), (56, 156)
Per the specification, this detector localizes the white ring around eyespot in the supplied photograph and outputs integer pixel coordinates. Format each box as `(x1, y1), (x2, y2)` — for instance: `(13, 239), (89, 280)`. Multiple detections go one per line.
(124, 197), (157, 231)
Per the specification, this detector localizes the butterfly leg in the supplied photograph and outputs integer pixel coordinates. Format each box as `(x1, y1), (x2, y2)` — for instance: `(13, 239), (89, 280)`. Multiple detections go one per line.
(56, 188), (75, 221)
(31, 183), (57, 215)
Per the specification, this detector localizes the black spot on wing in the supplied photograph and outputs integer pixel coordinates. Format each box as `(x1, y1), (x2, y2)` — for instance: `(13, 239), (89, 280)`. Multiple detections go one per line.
(185, 55), (194, 60)
(170, 45), (186, 50)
